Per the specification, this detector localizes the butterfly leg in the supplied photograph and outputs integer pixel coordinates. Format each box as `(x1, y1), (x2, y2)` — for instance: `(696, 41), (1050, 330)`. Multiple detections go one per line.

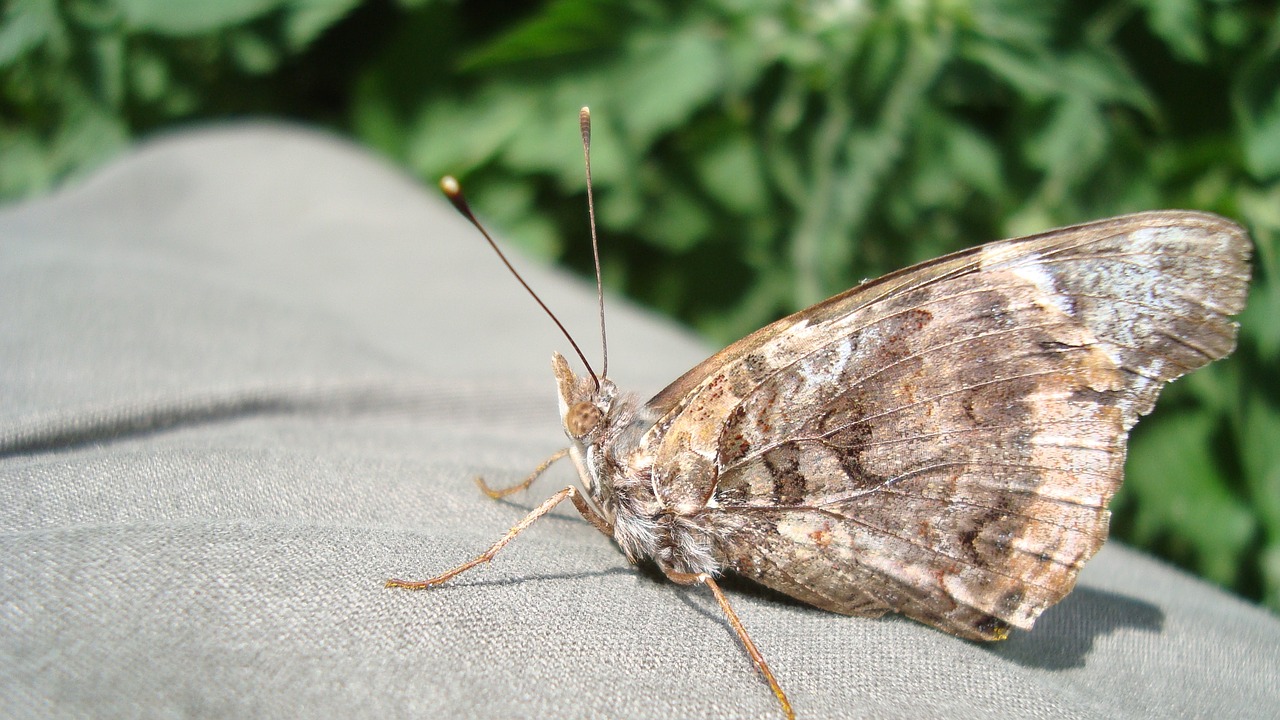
(476, 448), (571, 498)
(666, 571), (795, 720)
(386, 484), (613, 589)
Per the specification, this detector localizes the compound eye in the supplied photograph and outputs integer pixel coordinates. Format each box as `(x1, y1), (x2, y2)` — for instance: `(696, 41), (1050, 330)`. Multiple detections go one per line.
(565, 401), (603, 438)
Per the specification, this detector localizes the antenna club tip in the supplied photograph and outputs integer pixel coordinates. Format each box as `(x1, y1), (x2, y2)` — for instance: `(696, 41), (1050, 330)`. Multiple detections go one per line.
(439, 175), (461, 196)
(580, 106), (590, 117)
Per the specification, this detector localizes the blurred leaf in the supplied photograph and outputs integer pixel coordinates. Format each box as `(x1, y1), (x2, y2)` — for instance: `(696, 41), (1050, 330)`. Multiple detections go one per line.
(228, 28), (280, 74)
(1059, 47), (1153, 111)
(959, 41), (1059, 102)
(129, 47), (169, 102)
(1138, 0), (1208, 63)
(596, 182), (644, 231)
(284, 0), (362, 50)
(905, 110), (1003, 213)
(1242, 392), (1280, 611)
(470, 178), (562, 259)
(694, 128), (768, 214)
(1127, 412), (1256, 588)
(942, 117), (1003, 199)
(611, 25), (724, 148)
(1239, 266), (1280, 363)
(91, 29), (126, 107)
(1262, 545), (1280, 613)
(460, 0), (624, 68)
(115, 0), (282, 35)
(0, 129), (55, 196)
(349, 79), (405, 159)
(0, 0), (59, 65)
(498, 74), (616, 184)
(1211, 3), (1250, 49)
(1233, 42), (1280, 181)
(58, 93), (130, 163)
(1238, 186), (1280, 360)
(407, 88), (535, 177)
(1242, 394), (1280, 532)
(716, 9), (781, 92)
(1025, 94), (1105, 175)
(693, 265), (790, 342)
(636, 180), (713, 253)
(966, 0), (1056, 47)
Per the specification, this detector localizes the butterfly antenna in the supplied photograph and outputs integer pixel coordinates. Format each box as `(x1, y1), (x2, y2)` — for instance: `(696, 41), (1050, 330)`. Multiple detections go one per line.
(439, 175), (600, 389)
(580, 107), (608, 379)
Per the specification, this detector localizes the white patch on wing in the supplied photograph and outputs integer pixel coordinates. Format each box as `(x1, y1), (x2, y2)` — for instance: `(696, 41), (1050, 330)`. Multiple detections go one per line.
(801, 337), (851, 387)
(983, 244), (1127, 367)
(1011, 262), (1076, 319)
(981, 245), (1071, 318)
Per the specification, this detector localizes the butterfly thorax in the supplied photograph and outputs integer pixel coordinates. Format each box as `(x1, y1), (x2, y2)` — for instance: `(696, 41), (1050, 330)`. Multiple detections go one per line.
(552, 353), (726, 578)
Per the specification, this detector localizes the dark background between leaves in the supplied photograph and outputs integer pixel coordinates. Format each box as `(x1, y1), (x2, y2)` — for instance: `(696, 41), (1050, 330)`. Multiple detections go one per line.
(3, 0), (1277, 614)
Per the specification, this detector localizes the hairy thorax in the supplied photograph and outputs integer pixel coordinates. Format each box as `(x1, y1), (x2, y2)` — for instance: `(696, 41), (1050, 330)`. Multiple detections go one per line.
(590, 400), (726, 578)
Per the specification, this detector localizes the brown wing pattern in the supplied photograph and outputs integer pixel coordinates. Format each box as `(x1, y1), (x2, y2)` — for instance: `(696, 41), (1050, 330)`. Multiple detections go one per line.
(639, 211), (1250, 640)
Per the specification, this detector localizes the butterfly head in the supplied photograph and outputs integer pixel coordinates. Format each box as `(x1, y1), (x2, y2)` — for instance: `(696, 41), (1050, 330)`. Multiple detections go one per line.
(552, 351), (615, 442)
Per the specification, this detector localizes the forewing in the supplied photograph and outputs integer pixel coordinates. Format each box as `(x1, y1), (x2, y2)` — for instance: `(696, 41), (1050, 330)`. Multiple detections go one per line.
(640, 211), (1250, 639)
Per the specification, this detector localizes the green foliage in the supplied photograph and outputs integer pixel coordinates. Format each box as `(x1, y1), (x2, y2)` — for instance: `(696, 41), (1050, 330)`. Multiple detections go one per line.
(4, 0), (1279, 612)
(0, 0), (370, 196)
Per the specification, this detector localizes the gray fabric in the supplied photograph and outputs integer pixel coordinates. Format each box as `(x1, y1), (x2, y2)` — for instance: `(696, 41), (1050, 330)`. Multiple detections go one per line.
(2, 123), (1277, 719)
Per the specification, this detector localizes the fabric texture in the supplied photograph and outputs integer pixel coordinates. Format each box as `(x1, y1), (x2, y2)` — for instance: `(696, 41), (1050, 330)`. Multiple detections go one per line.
(2, 123), (1277, 719)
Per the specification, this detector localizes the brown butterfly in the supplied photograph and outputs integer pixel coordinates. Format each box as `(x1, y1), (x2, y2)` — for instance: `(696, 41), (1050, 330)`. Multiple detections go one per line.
(389, 108), (1252, 719)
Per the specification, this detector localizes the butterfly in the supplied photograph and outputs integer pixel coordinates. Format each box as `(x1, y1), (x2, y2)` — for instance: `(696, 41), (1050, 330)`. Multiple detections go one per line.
(389, 108), (1252, 719)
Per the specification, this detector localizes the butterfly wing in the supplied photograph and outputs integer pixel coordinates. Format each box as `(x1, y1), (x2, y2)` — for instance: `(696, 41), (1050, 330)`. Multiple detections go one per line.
(638, 211), (1250, 640)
